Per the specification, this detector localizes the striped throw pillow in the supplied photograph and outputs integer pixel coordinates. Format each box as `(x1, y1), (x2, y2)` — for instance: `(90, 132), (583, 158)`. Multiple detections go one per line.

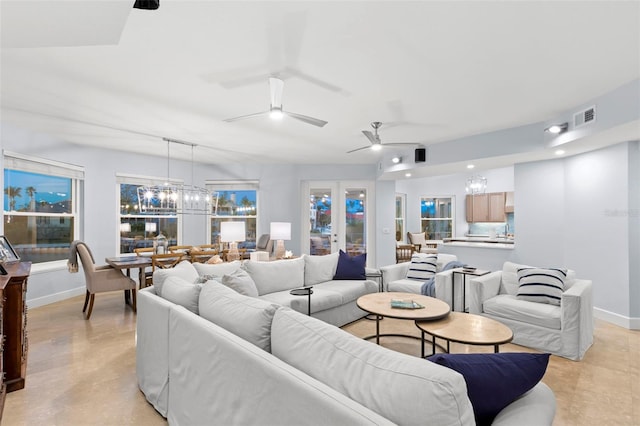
(406, 253), (438, 281)
(516, 267), (567, 305)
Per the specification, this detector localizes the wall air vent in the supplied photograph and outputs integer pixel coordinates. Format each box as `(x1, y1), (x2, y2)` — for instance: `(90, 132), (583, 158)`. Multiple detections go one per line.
(573, 105), (596, 128)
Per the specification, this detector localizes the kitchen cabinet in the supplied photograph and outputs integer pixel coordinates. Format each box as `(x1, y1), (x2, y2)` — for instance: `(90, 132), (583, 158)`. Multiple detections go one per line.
(466, 192), (507, 222)
(505, 191), (514, 213)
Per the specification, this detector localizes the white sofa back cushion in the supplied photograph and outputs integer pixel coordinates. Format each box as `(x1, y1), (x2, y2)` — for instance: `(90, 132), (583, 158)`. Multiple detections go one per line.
(161, 276), (202, 314)
(192, 260), (242, 280)
(270, 308), (475, 425)
(303, 252), (339, 285)
(153, 260), (199, 296)
(198, 282), (278, 352)
(243, 257), (305, 295)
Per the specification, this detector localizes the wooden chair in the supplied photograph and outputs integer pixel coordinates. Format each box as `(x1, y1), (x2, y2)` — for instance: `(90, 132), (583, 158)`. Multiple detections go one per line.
(134, 247), (154, 287)
(151, 253), (185, 273)
(168, 245), (193, 254)
(189, 248), (218, 263)
(395, 244), (417, 263)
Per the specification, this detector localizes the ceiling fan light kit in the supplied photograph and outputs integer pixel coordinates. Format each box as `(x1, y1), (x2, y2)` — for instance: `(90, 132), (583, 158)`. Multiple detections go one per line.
(224, 77), (327, 127)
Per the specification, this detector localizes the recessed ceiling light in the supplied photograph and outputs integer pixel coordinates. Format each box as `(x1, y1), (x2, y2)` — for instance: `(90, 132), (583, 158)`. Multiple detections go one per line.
(392, 156), (401, 164)
(405, 172), (412, 178)
(467, 164), (475, 169)
(555, 149), (565, 156)
(545, 123), (568, 134)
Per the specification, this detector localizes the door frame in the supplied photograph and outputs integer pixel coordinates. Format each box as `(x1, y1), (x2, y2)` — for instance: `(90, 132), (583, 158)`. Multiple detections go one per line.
(300, 180), (376, 265)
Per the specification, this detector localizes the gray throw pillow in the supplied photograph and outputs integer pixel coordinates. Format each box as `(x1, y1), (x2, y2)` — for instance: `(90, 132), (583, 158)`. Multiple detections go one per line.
(221, 269), (259, 297)
(161, 276), (203, 314)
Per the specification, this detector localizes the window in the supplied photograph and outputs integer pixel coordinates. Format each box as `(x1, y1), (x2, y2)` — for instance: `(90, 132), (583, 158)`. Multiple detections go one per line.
(420, 196), (454, 240)
(3, 152), (83, 264)
(395, 193), (406, 242)
(207, 181), (258, 249)
(118, 175), (181, 254)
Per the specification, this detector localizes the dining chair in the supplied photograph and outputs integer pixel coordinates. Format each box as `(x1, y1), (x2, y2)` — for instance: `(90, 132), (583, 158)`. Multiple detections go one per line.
(168, 245), (193, 254)
(76, 242), (137, 319)
(135, 247), (154, 287)
(151, 253), (185, 274)
(395, 244), (417, 264)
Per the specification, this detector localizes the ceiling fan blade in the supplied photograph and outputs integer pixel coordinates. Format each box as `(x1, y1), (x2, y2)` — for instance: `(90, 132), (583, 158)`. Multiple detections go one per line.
(223, 111), (269, 123)
(346, 145), (373, 154)
(382, 142), (422, 147)
(269, 77), (284, 108)
(284, 111), (328, 127)
(362, 130), (377, 144)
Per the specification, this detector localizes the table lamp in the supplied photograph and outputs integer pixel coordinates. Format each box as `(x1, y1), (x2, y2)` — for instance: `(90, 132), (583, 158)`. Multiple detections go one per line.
(270, 222), (291, 260)
(221, 221), (246, 262)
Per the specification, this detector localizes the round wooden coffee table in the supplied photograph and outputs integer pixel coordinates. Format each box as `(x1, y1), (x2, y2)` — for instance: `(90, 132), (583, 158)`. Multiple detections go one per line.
(416, 312), (513, 357)
(356, 292), (450, 345)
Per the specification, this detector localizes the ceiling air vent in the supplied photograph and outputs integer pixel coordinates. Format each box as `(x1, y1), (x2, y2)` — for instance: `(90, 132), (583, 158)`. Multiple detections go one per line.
(573, 105), (596, 128)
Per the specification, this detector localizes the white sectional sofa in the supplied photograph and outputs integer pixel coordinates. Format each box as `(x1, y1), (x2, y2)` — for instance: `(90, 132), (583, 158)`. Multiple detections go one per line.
(468, 261), (594, 361)
(137, 277), (557, 425)
(188, 252), (378, 327)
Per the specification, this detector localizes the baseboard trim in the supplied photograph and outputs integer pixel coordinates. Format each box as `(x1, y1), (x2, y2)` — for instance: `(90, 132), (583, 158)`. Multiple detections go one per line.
(594, 307), (639, 330)
(27, 287), (86, 309)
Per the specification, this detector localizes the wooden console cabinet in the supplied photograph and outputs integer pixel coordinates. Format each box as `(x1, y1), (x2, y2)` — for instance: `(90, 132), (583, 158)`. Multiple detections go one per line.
(0, 261), (31, 420)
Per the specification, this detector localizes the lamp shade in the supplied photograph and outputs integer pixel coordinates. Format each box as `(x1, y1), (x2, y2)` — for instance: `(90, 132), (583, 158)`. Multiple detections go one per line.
(120, 223), (131, 233)
(270, 222), (291, 241)
(145, 222), (157, 233)
(221, 221), (246, 242)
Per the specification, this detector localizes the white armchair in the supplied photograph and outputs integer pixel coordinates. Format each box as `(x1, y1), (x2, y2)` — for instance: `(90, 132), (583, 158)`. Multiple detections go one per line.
(468, 261), (594, 361)
(380, 253), (458, 296)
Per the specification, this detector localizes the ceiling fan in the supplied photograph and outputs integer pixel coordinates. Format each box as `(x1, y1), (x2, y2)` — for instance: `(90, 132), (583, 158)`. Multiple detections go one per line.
(347, 121), (422, 153)
(223, 77), (328, 127)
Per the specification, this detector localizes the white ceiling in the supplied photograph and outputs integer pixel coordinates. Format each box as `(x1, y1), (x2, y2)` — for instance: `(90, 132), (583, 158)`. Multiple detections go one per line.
(1, 1), (639, 169)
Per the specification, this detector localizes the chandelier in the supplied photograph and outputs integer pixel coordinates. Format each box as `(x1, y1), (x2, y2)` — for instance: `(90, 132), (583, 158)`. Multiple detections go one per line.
(465, 175), (487, 194)
(137, 138), (212, 215)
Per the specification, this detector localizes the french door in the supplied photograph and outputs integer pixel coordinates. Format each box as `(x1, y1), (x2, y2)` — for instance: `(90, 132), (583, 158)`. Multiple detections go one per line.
(301, 181), (375, 264)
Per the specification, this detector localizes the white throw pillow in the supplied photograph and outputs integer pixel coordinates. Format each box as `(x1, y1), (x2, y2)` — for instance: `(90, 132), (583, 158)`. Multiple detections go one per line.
(242, 257), (305, 295)
(192, 260), (242, 279)
(409, 232), (427, 246)
(405, 253), (437, 281)
(221, 269), (259, 297)
(152, 260), (199, 296)
(160, 276), (202, 314)
(303, 252), (339, 286)
(516, 267), (567, 305)
(198, 282), (278, 352)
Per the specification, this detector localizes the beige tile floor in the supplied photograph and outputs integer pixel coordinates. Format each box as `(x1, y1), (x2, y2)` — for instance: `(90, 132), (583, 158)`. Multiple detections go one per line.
(4, 292), (639, 425)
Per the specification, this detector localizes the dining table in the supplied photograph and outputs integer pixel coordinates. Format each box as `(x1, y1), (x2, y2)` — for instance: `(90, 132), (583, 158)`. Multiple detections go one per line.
(105, 256), (153, 306)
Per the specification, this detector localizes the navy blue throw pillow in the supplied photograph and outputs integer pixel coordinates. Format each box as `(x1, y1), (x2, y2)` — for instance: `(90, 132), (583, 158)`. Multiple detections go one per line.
(333, 250), (366, 280)
(428, 352), (550, 425)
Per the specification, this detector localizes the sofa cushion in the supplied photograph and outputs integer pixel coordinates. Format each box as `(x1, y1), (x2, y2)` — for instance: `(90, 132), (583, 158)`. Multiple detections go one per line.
(192, 260), (242, 279)
(153, 260), (199, 296)
(428, 352), (550, 426)
(405, 253), (437, 281)
(387, 278), (425, 293)
(242, 257), (305, 295)
(270, 308), (475, 425)
(160, 276), (202, 314)
(198, 282), (278, 352)
(516, 267), (567, 305)
(484, 294), (561, 329)
(333, 250), (366, 280)
(304, 252), (339, 285)
(221, 268), (259, 297)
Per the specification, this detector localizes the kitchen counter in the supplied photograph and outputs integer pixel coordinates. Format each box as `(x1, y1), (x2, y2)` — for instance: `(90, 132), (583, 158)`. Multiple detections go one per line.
(442, 237), (514, 249)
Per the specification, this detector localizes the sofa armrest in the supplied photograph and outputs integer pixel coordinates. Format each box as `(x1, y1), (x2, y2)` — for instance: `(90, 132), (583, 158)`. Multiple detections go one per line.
(467, 271), (502, 314)
(560, 279), (594, 360)
(379, 263), (409, 290)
